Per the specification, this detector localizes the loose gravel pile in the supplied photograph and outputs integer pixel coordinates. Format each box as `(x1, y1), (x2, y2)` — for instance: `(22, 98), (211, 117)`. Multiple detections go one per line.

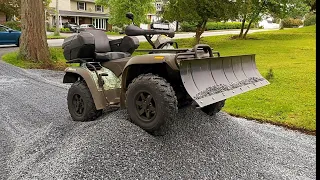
(194, 77), (265, 100)
(0, 54), (316, 180)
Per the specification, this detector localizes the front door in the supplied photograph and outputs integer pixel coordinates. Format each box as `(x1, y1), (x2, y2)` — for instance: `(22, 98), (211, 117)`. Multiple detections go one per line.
(0, 26), (10, 44)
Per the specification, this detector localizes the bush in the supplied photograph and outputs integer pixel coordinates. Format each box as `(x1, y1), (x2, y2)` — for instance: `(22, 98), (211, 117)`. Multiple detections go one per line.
(304, 13), (316, 26)
(206, 22), (255, 30)
(180, 21), (255, 32)
(3, 21), (21, 31)
(180, 22), (197, 32)
(47, 27), (72, 33)
(60, 28), (71, 32)
(48, 27), (56, 32)
(282, 18), (303, 28)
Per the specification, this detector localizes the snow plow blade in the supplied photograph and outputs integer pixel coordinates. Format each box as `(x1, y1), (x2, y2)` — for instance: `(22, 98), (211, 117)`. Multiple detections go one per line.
(179, 54), (269, 108)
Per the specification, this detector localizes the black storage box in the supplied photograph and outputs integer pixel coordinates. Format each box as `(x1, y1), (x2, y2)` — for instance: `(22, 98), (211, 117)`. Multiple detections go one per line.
(62, 32), (95, 61)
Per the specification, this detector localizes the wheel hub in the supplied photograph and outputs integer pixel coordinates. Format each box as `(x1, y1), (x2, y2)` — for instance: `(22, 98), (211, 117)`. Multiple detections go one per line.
(72, 94), (84, 115)
(135, 91), (156, 121)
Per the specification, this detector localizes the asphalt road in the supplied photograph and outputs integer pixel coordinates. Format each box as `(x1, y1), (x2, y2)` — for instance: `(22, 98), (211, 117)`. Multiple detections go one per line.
(0, 47), (316, 180)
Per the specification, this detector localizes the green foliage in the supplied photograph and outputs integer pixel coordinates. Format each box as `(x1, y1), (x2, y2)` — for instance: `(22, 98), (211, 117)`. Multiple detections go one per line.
(3, 21), (21, 31)
(265, 68), (274, 81)
(180, 22), (255, 32)
(163, 0), (235, 24)
(47, 27), (56, 32)
(163, 0), (236, 43)
(206, 22), (255, 31)
(0, 0), (20, 18)
(47, 27), (72, 33)
(268, 0), (310, 19)
(0, 0), (51, 18)
(60, 28), (71, 32)
(303, 12), (316, 26)
(95, 0), (155, 28)
(282, 18), (303, 28)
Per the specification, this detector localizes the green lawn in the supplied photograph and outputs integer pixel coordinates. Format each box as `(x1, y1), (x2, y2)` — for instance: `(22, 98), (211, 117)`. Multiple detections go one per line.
(106, 31), (122, 36)
(47, 35), (67, 39)
(2, 48), (69, 70)
(2, 26), (315, 132)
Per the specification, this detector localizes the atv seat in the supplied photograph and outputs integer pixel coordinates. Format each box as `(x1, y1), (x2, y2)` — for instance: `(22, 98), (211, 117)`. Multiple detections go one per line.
(62, 29), (139, 62)
(88, 29), (131, 62)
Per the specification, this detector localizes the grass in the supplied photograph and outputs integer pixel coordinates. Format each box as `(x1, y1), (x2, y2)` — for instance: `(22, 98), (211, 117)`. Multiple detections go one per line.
(47, 35), (67, 39)
(106, 31), (122, 36)
(2, 26), (315, 133)
(2, 47), (70, 71)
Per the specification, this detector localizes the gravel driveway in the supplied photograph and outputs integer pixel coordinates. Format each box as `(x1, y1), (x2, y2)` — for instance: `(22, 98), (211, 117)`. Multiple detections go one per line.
(0, 47), (316, 180)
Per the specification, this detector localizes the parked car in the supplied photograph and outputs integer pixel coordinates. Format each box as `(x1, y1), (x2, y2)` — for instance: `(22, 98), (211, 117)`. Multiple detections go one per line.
(63, 23), (79, 32)
(0, 24), (21, 47)
(77, 24), (96, 32)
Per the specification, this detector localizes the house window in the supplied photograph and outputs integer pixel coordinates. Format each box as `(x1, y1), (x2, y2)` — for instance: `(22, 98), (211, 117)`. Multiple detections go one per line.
(95, 5), (103, 12)
(77, 2), (86, 11)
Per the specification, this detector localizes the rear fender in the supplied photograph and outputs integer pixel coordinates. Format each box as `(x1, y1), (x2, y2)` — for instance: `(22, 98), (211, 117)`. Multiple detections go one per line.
(63, 67), (108, 110)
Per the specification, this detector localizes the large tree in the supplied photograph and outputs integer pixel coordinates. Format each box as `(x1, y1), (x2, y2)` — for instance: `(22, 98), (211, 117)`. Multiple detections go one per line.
(0, 0), (20, 19)
(95, 0), (155, 28)
(234, 0), (310, 38)
(163, 0), (235, 44)
(268, 0), (309, 29)
(19, 0), (51, 65)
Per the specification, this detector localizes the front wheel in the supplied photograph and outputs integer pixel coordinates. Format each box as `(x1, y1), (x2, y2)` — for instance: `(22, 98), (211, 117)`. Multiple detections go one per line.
(126, 74), (178, 133)
(201, 100), (226, 116)
(67, 80), (102, 121)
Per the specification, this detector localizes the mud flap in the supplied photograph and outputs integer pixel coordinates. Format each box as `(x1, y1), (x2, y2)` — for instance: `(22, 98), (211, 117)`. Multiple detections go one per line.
(179, 54), (269, 108)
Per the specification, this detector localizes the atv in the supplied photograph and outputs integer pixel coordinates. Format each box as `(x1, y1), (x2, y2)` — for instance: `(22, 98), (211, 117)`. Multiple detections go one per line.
(61, 13), (269, 133)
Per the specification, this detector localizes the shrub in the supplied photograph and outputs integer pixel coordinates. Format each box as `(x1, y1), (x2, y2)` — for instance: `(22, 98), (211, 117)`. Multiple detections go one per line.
(206, 22), (255, 30)
(282, 18), (303, 28)
(47, 27), (71, 33)
(180, 21), (255, 32)
(304, 13), (316, 26)
(60, 27), (71, 32)
(48, 27), (56, 32)
(3, 21), (21, 31)
(180, 22), (197, 32)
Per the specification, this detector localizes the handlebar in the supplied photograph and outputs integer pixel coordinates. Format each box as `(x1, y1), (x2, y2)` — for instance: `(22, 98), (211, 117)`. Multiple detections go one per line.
(124, 25), (175, 38)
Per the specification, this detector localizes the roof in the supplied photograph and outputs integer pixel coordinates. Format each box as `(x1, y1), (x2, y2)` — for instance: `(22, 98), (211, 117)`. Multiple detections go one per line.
(58, 10), (109, 18)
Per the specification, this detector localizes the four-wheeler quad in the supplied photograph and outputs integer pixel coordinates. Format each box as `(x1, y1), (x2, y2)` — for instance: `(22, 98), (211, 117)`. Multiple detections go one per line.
(61, 13), (269, 133)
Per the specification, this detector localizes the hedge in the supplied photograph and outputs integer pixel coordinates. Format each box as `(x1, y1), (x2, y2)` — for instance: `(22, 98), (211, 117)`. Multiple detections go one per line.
(304, 13), (316, 26)
(180, 22), (256, 32)
(47, 27), (71, 33)
(3, 21), (21, 31)
(282, 18), (303, 28)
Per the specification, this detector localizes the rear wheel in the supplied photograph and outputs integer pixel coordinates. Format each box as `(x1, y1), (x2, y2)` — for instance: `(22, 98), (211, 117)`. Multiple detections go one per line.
(67, 80), (102, 121)
(126, 73), (178, 133)
(201, 100), (226, 116)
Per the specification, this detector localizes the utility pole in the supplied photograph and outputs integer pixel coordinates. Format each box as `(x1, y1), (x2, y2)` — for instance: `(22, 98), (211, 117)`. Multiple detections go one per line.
(54, 0), (60, 36)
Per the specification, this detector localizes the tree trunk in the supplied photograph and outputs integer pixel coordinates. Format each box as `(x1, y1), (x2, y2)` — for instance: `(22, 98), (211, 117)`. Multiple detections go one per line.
(243, 18), (254, 39)
(279, 18), (284, 30)
(54, 0), (60, 36)
(239, 15), (246, 38)
(20, 0), (51, 65)
(195, 20), (207, 44)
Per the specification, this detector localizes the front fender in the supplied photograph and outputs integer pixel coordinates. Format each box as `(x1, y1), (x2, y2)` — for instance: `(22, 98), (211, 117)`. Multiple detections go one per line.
(64, 67), (108, 110)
